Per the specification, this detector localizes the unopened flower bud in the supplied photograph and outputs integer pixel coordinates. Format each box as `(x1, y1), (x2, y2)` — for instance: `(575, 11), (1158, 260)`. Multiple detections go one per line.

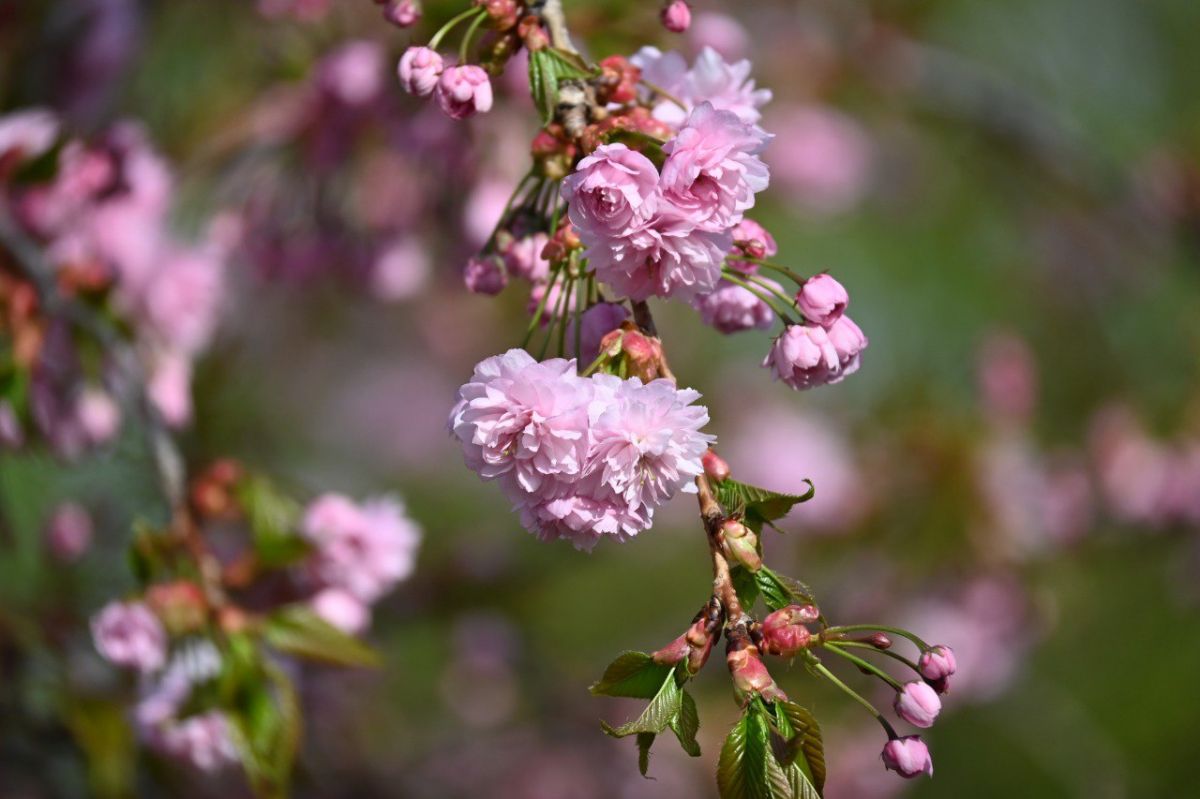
(479, 0), (519, 30)
(597, 56), (641, 105)
(918, 644), (956, 681)
(45, 502), (93, 562)
(702, 450), (731, 483)
(881, 736), (933, 778)
(145, 581), (208, 635)
(660, 0), (692, 33)
(517, 15), (549, 51)
(435, 65), (493, 119)
(463, 255), (507, 295)
(722, 519), (761, 571)
(856, 632), (891, 649)
(795, 273), (848, 329)
(620, 330), (663, 382)
(382, 0), (420, 27)
(652, 633), (691, 666)
(894, 681), (941, 728)
(687, 634), (715, 674)
(397, 47), (443, 97)
(760, 605), (816, 656)
(727, 638), (786, 705)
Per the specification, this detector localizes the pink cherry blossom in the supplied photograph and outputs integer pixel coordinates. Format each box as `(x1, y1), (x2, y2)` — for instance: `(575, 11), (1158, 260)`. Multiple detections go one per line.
(587, 375), (714, 513)
(45, 502), (93, 562)
(727, 218), (777, 273)
(660, 102), (770, 231)
(147, 350), (193, 428)
(501, 232), (550, 282)
(585, 209), (730, 301)
(0, 108), (59, 161)
(435, 65), (493, 120)
(692, 277), (777, 334)
(383, 0), (421, 27)
(562, 143), (659, 242)
(302, 493), (422, 602)
(449, 350), (592, 491)
(311, 587), (371, 634)
(825, 314), (867, 379)
(463, 255), (508, 295)
(631, 47), (771, 127)
(372, 237), (431, 301)
(91, 600), (167, 673)
(894, 681), (941, 728)
(318, 40), (385, 106)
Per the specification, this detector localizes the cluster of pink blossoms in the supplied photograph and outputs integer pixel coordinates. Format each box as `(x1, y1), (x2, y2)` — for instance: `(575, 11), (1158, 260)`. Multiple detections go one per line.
(450, 349), (713, 550)
(0, 109), (231, 452)
(763, 274), (868, 390)
(301, 492), (423, 633)
(563, 101), (769, 301)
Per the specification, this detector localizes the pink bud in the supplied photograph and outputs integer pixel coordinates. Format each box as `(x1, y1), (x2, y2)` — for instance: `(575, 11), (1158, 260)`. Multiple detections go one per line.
(702, 450), (731, 482)
(382, 0), (420, 27)
(397, 47), (443, 97)
(75, 387), (121, 445)
(660, 0), (691, 33)
(825, 314), (868, 379)
(435, 65), (493, 120)
(894, 680), (941, 728)
(918, 645), (957, 681)
(311, 588), (370, 635)
(727, 645), (786, 705)
(795, 273), (848, 329)
(463, 255), (507, 295)
(760, 605), (817, 656)
(45, 502), (93, 562)
(651, 633), (691, 666)
(881, 736), (933, 778)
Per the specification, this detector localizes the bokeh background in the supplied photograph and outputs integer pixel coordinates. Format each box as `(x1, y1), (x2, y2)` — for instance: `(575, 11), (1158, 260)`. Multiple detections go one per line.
(2, 0), (1200, 796)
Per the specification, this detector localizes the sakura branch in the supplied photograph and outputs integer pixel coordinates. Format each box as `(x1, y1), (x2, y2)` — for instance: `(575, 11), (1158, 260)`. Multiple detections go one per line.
(404, 1), (956, 794)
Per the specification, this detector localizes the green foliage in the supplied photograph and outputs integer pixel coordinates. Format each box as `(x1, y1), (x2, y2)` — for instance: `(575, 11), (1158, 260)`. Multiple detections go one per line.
(755, 568), (819, 613)
(221, 636), (302, 799)
(589, 650), (673, 699)
(528, 47), (597, 124)
(715, 479), (815, 525)
(597, 664), (702, 777)
(235, 474), (309, 568)
(717, 701), (824, 799)
(262, 605), (381, 668)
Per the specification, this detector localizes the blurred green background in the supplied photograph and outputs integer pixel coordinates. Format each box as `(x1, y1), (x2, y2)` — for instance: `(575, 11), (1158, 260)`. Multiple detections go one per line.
(2, 0), (1199, 796)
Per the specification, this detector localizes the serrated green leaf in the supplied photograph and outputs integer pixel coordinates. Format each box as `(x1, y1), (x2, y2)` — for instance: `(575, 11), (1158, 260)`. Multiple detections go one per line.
(756, 568), (819, 612)
(732, 566), (761, 611)
(670, 689), (701, 757)
(637, 732), (655, 777)
(715, 479), (816, 524)
(263, 605), (380, 668)
(528, 49), (560, 125)
(590, 651), (673, 698)
(545, 47), (595, 78)
(773, 701), (825, 795)
(600, 667), (682, 738)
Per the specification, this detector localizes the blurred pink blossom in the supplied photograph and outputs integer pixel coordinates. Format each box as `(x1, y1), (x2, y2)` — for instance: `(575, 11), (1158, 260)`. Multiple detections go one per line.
(767, 105), (872, 215)
(372, 237), (431, 301)
(45, 502), (94, 562)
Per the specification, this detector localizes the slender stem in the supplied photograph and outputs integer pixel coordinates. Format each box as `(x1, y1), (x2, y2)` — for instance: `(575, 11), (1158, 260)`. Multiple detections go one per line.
(745, 272), (799, 310)
(808, 655), (899, 739)
(573, 265), (585, 358)
(521, 267), (561, 348)
(825, 624), (930, 651)
(458, 8), (488, 63)
(428, 6), (483, 52)
(822, 643), (904, 690)
(485, 173), (536, 252)
(833, 640), (920, 672)
(743, 258), (809, 285)
(638, 79), (687, 110)
(720, 271), (796, 322)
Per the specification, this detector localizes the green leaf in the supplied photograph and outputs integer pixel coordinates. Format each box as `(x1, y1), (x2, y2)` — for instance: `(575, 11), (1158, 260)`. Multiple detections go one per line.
(600, 667), (682, 738)
(545, 47), (595, 78)
(528, 49), (560, 125)
(228, 665), (300, 799)
(732, 565), (761, 611)
(756, 567), (819, 612)
(263, 605), (381, 668)
(590, 651), (673, 699)
(235, 475), (308, 568)
(637, 732), (655, 777)
(715, 478), (815, 524)
(773, 701), (825, 796)
(670, 689), (701, 757)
